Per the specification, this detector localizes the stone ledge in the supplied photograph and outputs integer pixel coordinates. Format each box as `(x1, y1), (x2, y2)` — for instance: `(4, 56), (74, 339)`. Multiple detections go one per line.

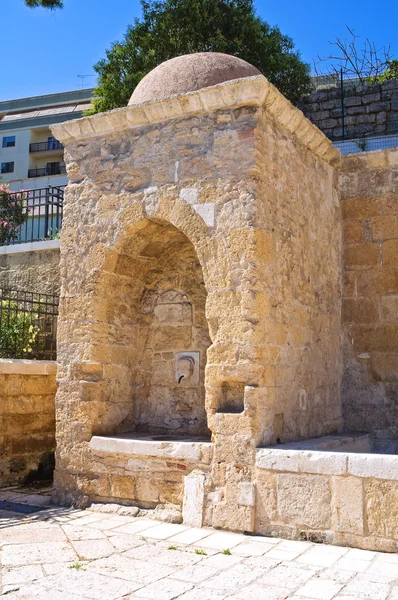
(0, 359), (57, 375)
(89, 433), (212, 463)
(0, 239), (60, 256)
(256, 446), (398, 481)
(52, 76), (340, 166)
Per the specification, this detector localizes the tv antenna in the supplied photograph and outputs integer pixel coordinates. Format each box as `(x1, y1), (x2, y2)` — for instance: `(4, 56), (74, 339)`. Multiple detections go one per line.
(77, 74), (95, 89)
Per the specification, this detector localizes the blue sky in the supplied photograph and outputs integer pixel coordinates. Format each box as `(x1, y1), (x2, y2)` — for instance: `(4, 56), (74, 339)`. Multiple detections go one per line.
(1, 0), (397, 101)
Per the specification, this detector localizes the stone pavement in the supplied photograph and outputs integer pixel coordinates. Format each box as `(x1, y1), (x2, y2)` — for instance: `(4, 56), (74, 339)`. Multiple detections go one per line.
(0, 491), (398, 599)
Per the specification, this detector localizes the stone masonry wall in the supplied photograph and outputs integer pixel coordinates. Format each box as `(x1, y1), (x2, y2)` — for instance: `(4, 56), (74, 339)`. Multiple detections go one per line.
(0, 360), (57, 485)
(340, 149), (398, 450)
(255, 447), (398, 552)
(301, 79), (398, 141)
(0, 247), (60, 295)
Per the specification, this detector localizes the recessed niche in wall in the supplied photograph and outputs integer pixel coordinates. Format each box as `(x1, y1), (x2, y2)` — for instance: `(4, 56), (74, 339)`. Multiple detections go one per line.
(217, 381), (245, 413)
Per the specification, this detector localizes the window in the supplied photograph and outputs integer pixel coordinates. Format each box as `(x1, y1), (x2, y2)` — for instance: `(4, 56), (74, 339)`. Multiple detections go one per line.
(2, 136), (16, 148)
(46, 162), (60, 175)
(1, 162), (14, 174)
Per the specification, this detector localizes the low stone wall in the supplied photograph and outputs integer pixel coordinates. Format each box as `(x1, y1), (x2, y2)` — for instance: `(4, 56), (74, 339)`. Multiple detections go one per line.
(0, 360), (57, 486)
(0, 241), (60, 295)
(255, 446), (398, 552)
(340, 149), (398, 450)
(53, 435), (213, 509)
(301, 79), (398, 141)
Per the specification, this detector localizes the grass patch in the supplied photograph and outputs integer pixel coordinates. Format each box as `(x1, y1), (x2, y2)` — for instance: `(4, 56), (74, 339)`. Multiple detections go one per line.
(168, 545), (179, 550)
(68, 562), (86, 571)
(195, 548), (207, 555)
(222, 548), (231, 555)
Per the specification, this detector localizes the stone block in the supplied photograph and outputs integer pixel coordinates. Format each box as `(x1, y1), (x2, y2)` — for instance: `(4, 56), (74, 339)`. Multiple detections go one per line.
(383, 240), (398, 267)
(371, 216), (398, 240)
(371, 353), (398, 381)
(348, 453), (398, 480)
(332, 476), (364, 535)
(153, 326), (192, 351)
(238, 482), (255, 507)
(343, 220), (363, 243)
(182, 470), (205, 527)
(381, 295), (398, 322)
(342, 298), (379, 324)
(344, 243), (380, 269)
(365, 480), (398, 538)
(277, 473), (331, 529)
(357, 269), (398, 296)
(109, 475), (135, 500)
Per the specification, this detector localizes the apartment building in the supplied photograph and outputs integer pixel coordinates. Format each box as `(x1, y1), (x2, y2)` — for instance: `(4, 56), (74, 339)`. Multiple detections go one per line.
(0, 88), (94, 191)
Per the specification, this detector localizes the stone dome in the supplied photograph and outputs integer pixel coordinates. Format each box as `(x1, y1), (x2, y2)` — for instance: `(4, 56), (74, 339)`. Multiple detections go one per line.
(128, 52), (261, 106)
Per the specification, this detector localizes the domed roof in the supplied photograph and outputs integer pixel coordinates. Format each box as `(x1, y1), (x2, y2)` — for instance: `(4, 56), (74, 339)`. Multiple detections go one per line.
(129, 52), (261, 106)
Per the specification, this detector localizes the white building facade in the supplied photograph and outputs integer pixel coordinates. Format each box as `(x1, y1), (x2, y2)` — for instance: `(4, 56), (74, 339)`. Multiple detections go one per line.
(0, 89), (93, 191)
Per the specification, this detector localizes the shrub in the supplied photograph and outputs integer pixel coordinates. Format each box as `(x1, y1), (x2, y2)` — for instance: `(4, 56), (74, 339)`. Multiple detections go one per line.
(0, 185), (28, 246)
(0, 299), (40, 358)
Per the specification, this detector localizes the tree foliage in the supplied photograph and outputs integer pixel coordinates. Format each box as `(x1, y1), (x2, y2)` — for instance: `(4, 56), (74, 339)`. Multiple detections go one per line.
(25, 0), (63, 7)
(373, 60), (398, 84)
(90, 0), (311, 113)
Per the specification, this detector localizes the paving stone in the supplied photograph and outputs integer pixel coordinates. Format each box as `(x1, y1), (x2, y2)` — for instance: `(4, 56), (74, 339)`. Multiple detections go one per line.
(6, 570), (140, 599)
(199, 563), (264, 591)
(296, 549), (340, 568)
(72, 538), (116, 560)
(172, 589), (228, 600)
(126, 542), (202, 567)
(233, 583), (291, 600)
(171, 563), (219, 583)
(88, 553), (176, 583)
(143, 522), (188, 539)
(2, 541), (78, 566)
(339, 576), (390, 599)
(106, 532), (146, 551)
(133, 577), (193, 599)
(259, 562), (317, 592)
(168, 527), (214, 545)
(110, 519), (159, 535)
(200, 553), (244, 569)
(2, 565), (44, 586)
(194, 531), (246, 550)
(332, 557), (370, 573)
(61, 524), (107, 541)
(294, 578), (344, 599)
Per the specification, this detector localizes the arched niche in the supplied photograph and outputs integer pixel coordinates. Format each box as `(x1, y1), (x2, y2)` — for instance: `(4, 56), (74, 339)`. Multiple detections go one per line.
(93, 218), (211, 438)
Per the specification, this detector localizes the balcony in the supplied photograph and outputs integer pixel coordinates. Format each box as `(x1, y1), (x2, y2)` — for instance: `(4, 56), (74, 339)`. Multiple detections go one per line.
(28, 165), (66, 178)
(29, 140), (63, 153)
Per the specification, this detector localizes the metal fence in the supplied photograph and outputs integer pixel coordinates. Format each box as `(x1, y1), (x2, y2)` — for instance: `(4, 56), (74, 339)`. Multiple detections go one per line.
(335, 134), (398, 155)
(0, 186), (64, 246)
(0, 289), (59, 360)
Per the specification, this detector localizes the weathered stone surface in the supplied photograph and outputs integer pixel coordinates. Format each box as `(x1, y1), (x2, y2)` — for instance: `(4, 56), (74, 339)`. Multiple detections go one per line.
(332, 476), (364, 535)
(365, 480), (398, 538)
(277, 474), (332, 529)
(0, 360), (56, 485)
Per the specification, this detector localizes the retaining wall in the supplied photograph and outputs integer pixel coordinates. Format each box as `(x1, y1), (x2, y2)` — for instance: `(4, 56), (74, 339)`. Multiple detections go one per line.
(0, 360), (57, 485)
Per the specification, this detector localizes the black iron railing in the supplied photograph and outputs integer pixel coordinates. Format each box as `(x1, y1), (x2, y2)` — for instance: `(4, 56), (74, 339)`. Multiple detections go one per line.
(0, 186), (64, 246)
(29, 140), (63, 153)
(28, 165), (66, 178)
(0, 289), (59, 360)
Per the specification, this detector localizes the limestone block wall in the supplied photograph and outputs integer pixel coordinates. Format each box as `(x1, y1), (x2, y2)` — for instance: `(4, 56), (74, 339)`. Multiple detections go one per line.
(301, 79), (398, 141)
(255, 446), (398, 552)
(0, 360), (57, 485)
(253, 108), (342, 444)
(0, 243), (60, 295)
(340, 149), (398, 450)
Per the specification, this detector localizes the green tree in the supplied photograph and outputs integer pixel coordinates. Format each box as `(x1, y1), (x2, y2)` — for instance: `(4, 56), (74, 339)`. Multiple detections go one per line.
(373, 60), (398, 84)
(25, 0), (63, 7)
(90, 0), (311, 114)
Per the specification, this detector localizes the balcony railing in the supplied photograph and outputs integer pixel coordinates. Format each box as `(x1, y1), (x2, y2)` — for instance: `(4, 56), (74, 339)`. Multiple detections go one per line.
(29, 140), (63, 153)
(0, 186), (64, 246)
(28, 165), (66, 178)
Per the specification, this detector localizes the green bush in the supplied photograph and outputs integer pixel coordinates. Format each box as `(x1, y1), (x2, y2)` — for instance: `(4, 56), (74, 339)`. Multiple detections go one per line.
(0, 299), (40, 358)
(0, 185), (28, 246)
